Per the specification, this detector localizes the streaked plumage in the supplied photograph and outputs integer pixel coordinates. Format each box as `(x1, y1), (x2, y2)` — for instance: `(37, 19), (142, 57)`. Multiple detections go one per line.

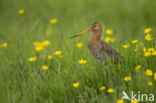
(88, 39), (122, 64)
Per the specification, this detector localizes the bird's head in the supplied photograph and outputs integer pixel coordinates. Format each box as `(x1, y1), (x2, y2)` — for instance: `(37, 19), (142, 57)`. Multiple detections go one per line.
(70, 22), (102, 39)
(90, 22), (102, 32)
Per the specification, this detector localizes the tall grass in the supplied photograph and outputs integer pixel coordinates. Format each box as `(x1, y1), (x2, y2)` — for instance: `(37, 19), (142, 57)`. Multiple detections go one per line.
(0, 0), (156, 103)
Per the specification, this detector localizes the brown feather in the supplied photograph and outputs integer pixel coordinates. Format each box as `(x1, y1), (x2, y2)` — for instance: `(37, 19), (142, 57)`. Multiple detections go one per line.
(87, 22), (123, 65)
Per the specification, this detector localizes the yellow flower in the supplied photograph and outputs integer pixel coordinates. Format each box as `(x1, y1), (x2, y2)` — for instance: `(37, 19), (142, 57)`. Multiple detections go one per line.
(105, 37), (115, 44)
(54, 51), (62, 55)
(35, 46), (44, 52)
(148, 48), (154, 52)
(144, 52), (151, 57)
(154, 73), (156, 80)
(33, 41), (50, 52)
(18, 9), (24, 15)
(124, 76), (131, 82)
(148, 81), (153, 86)
(48, 55), (53, 60)
(0, 43), (8, 48)
(100, 86), (106, 91)
(41, 40), (50, 47)
(131, 100), (139, 103)
(135, 65), (141, 71)
(108, 88), (114, 93)
(143, 47), (146, 52)
(145, 34), (153, 41)
(106, 29), (113, 35)
(152, 51), (156, 56)
(145, 69), (153, 76)
(105, 37), (111, 43)
(73, 82), (80, 88)
(144, 28), (152, 34)
(34, 40), (50, 47)
(76, 43), (83, 48)
(131, 40), (138, 44)
(116, 99), (124, 103)
(59, 55), (63, 58)
(78, 59), (87, 64)
(123, 45), (130, 48)
(42, 65), (48, 70)
(50, 18), (58, 24)
(29, 56), (37, 62)
(33, 42), (42, 47)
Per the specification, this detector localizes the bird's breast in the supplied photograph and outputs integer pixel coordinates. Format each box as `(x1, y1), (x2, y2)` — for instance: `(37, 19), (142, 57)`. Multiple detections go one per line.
(88, 41), (102, 54)
(87, 41), (106, 64)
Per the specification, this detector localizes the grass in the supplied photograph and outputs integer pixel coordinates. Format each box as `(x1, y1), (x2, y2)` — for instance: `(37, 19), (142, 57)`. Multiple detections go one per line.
(0, 0), (156, 103)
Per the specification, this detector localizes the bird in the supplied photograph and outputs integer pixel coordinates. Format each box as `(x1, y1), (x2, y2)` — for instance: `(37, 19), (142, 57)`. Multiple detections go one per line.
(70, 22), (123, 65)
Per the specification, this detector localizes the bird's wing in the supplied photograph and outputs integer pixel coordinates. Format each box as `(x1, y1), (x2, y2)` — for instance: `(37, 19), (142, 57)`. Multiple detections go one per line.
(102, 41), (123, 63)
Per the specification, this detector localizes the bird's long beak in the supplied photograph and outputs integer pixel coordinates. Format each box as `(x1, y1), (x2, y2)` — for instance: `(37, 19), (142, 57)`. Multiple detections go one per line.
(69, 27), (91, 39)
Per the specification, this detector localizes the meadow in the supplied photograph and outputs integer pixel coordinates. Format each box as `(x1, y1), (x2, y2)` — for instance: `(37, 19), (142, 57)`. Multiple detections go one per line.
(0, 0), (156, 103)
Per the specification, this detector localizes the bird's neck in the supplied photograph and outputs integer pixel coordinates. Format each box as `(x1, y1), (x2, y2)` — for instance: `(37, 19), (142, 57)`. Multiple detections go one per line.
(88, 30), (102, 43)
(93, 30), (102, 39)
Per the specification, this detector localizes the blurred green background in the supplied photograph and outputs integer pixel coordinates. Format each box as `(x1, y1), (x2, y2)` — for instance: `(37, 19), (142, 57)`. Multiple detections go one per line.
(0, 0), (156, 43)
(1, 0), (156, 39)
(1, 0), (156, 28)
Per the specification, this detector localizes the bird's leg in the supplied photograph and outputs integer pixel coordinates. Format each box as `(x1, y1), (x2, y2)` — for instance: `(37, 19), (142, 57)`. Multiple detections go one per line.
(105, 65), (111, 83)
(104, 64), (115, 85)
